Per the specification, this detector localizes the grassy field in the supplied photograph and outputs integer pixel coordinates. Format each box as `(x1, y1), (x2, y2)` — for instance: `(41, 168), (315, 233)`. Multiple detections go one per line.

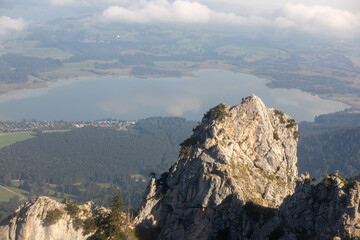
(0, 181), (28, 203)
(10, 180), (20, 187)
(3, 48), (73, 60)
(154, 60), (198, 68)
(42, 129), (71, 134)
(7, 186), (29, 197)
(0, 132), (36, 149)
(97, 183), (111, 188)
(1, 40), (73, 60)
(215, 45), (289, 60)
(1, 179), (113, 204)
(2, 40), (39, 49)
(0, 186), (16, 202)
(37, 60), (117, 79)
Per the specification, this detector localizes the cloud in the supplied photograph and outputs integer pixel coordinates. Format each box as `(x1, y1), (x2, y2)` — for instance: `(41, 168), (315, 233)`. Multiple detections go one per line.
(50, 0), (76, 6)
(99, 0), (360, 37)
(197, 0), (360, 14)
(49, 0), (133, 7)
(102, 1), (211, 23)
(102, 6), (148, 23)
(101, 0), (246, 24)
(0, 16), (26, 36)
(278, 3), (360, 35)
(5, 1), (358, 37)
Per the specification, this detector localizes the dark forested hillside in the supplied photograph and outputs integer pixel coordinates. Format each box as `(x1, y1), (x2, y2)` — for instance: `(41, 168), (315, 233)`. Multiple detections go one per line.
(0, 117), (196, 215)
(298, 126), (360, 180)
(0, 53), (62, 84)
(299, 111), (360, 136)
(297, 111), (360, 180)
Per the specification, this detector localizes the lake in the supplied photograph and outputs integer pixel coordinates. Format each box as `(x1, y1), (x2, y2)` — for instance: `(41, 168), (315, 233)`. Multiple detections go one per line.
(0, 69), (349, 122)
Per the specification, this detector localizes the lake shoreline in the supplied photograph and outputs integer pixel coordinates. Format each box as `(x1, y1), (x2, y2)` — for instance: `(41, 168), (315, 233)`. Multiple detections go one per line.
(0, 63), (356, 113)
(0, 68), (351, 122)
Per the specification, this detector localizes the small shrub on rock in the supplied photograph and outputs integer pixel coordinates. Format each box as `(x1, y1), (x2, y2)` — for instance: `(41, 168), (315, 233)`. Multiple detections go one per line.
(293, 131), (300, 139)
(179, 145), (192, 159)
(65, 204), (80, 217)
(274, 109), (285, 124)
(44, 208), (63, 226)
(286, 119), (296, 128)
(323, 175), (332, 187)
(273, 131), (280, 141)
(212, 103), (230, 122)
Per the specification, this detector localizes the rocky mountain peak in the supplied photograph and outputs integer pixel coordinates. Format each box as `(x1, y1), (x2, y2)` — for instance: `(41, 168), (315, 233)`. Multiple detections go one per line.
(135, 94), (300, 238)
(187, 94), (299, 190)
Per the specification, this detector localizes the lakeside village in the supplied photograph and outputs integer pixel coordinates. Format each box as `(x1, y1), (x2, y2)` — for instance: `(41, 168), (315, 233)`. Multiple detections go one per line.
(0, 119), (136, 133)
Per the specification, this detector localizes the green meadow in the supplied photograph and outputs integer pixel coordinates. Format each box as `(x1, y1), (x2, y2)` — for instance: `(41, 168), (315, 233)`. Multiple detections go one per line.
(0, 132), (36, 149)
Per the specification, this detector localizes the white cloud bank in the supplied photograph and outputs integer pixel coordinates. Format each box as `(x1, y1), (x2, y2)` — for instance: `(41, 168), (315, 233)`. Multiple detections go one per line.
(100, 0), (360, 37)
(0, 16), (26, 36)
(102, 0), (244, 24)
(279, 3), (360, 34)
(49, 0), (133, 7)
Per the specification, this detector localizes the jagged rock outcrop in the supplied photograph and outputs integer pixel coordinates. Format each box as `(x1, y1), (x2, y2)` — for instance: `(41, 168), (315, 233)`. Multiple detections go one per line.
(135, 94), (300, 239)
(255, 172), (360, 240)
(135, 95), (360, 240)
(0, 196), (108, 240)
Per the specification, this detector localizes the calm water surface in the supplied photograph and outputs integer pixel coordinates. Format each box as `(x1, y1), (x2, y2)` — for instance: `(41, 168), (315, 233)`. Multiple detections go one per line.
(0, 69), (349, 122)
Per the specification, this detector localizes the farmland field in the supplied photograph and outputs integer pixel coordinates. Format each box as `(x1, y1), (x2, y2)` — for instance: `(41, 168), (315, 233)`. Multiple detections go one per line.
(0, 186), (16, 202)
(0, 132), (36, 149)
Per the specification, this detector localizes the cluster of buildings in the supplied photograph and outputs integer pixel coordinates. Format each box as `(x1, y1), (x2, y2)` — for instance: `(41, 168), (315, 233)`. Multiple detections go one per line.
(73, 120), (136, 131)
(0, 119), (136, 133)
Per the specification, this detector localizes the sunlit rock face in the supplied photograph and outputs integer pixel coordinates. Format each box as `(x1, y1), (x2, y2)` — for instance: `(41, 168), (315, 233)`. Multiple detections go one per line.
(0, 197), (108, 240)
(135, 94), (300, 239)
(135, 96), (360, 240)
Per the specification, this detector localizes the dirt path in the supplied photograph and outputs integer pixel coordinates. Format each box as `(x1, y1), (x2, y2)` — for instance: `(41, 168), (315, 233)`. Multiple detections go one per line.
(0, 184), (26, 201)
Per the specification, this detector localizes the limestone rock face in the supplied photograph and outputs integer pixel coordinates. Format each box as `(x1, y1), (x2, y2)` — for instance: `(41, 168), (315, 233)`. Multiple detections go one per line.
(278, 173), (360, 240)
(0, 196), (107, 240)
(135, 94), (300, 239)
(134, 95), (360, 239)
(256, 173), (360, 240)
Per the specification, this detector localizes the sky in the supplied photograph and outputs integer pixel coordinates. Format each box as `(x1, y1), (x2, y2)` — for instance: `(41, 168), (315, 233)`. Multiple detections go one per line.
(0, 0), (359, 38)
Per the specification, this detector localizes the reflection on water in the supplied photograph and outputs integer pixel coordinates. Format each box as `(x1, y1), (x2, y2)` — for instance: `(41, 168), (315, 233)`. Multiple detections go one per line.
(0, 69), (350, 122)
